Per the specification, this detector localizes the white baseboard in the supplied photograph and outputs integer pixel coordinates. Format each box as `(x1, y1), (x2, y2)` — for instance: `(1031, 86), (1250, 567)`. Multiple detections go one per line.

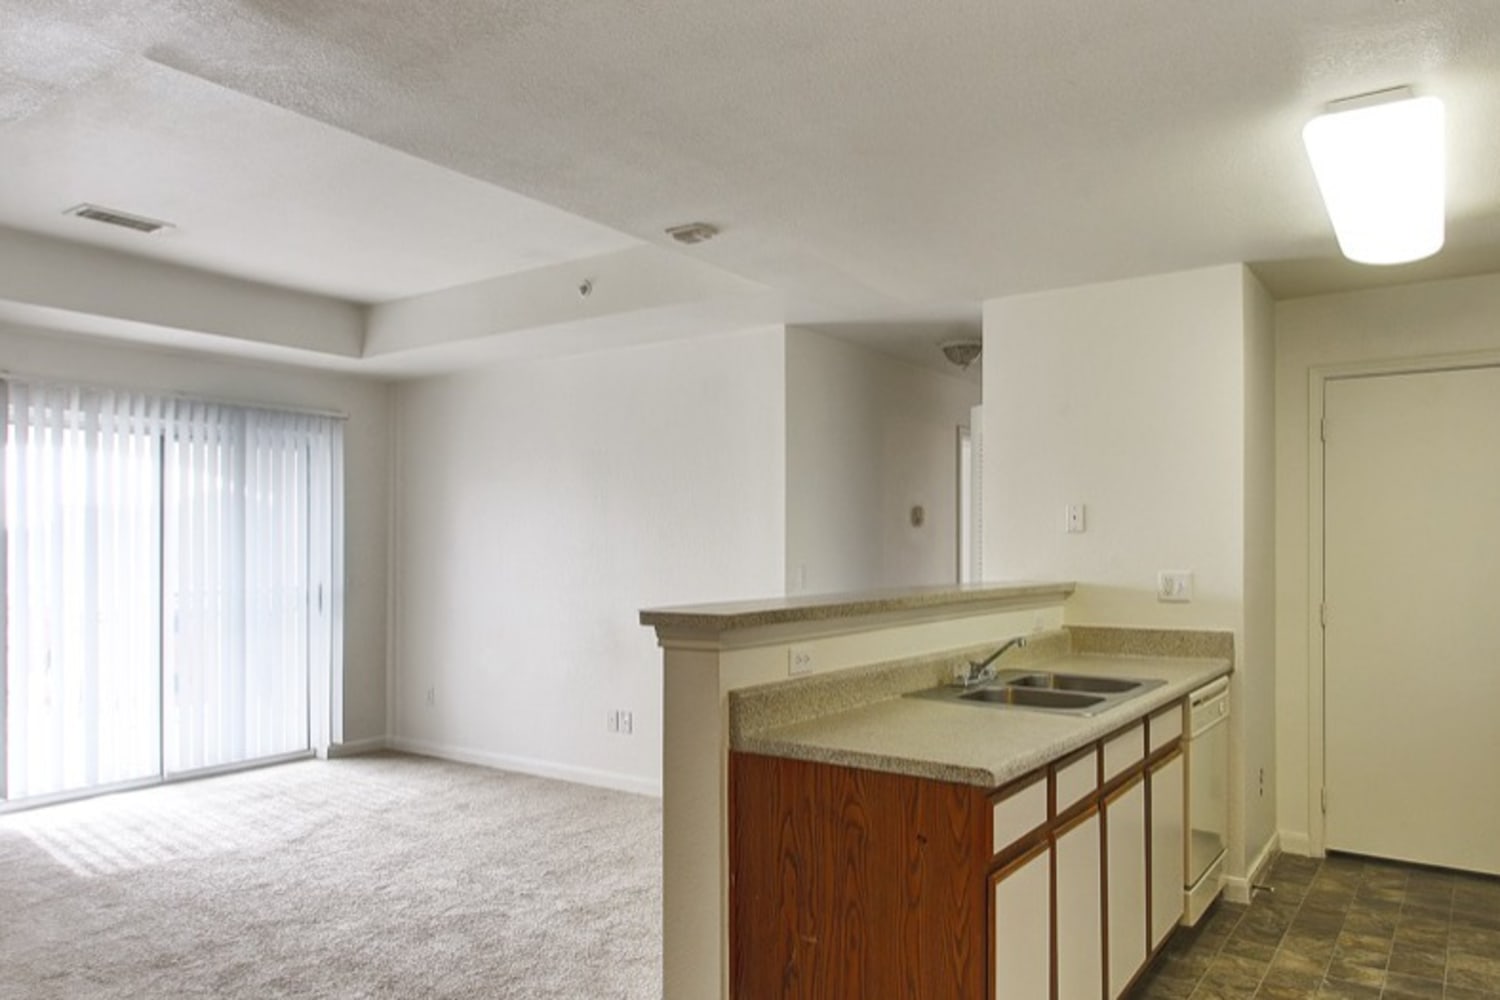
(1225, 832), (1280, 904)
(1278, 831), (1315, 858)
(326, 736), (388, 759)
(386, 736), (662, 798)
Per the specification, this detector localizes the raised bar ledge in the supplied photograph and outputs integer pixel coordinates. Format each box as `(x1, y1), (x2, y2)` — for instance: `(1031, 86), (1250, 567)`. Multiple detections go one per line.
(640, 580), (1076, 640)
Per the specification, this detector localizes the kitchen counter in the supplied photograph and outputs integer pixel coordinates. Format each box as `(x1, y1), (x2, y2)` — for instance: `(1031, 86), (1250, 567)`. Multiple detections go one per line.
(734, 653), (1231, 788)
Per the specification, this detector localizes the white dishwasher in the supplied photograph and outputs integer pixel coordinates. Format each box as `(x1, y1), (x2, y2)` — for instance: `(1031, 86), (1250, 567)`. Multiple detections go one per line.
(1182, 677), (1229, 925)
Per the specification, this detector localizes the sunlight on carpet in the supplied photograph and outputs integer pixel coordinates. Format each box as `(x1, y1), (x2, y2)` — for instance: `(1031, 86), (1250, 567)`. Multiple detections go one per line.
(0, 753), (663, 999)
(5, 761), (426, 876)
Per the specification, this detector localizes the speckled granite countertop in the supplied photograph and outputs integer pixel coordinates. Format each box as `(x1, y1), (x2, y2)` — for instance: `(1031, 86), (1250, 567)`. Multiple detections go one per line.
(734, 654), (1231, 789)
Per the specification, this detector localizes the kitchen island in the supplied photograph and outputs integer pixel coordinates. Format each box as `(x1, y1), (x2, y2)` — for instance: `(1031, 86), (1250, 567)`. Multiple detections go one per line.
(641, 583), (1231, 1000)
(730, 646), (1229, 999)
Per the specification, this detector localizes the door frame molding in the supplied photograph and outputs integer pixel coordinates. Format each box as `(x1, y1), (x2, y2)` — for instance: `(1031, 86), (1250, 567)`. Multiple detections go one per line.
(1306, 349), (1500, 856)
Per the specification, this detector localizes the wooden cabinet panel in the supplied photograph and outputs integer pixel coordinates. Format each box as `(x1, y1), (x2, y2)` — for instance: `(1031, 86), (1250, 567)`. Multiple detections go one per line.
(1149, 751), (1185, 950)
(1105, 776), (1147, 1000)
(730, 752), (990, 1000)
(992, 843), (1051, 1000)
(1054, 808), (1103, 1000)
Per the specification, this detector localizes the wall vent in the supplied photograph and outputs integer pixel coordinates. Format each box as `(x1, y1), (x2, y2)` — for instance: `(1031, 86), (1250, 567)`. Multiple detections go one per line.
(64, 203), (174, 235)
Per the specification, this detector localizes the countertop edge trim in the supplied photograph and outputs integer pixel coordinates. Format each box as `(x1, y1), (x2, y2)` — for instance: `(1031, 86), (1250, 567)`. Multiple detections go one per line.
(640, 581), (1076, 637)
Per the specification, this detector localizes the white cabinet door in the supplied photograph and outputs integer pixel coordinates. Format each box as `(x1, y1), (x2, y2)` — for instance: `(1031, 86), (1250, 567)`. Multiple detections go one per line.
(992, 843), (1051, 1000)
(1149, 752), (1185, 949)
(1054, 808), (1103, 1000)
(1105, 776), (1147, 1000)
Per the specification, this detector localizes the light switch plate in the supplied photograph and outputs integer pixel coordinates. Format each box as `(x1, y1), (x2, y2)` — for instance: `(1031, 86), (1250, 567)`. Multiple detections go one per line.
(1065, 504), (1086, 533)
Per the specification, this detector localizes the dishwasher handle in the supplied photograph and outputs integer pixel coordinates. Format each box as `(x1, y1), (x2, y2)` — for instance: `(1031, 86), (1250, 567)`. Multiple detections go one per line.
(1188, 677), (1230, 738)
(1190, 676), (1230, 707)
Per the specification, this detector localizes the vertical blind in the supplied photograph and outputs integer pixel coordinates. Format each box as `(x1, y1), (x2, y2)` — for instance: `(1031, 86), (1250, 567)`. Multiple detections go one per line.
(2, 379), (343, 803)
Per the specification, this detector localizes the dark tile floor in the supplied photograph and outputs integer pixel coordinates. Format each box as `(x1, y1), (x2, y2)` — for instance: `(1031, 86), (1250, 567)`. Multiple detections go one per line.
(1131, 853), (1500, 1000)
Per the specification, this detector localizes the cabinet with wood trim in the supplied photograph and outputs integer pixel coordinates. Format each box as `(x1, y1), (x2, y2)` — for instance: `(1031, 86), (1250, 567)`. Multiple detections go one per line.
(990, 772), (1050, 1000)
(992, 843), (1051, 1000)
(728, 696), (1188, 1000)
(1149, 749), (1186, 950)
(1053, 806), (1103, 1000)
(1105, 774), (1148, 1000)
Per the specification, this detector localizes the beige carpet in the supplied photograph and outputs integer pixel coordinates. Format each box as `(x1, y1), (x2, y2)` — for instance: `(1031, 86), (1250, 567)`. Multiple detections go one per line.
(0, 753), (662, 999)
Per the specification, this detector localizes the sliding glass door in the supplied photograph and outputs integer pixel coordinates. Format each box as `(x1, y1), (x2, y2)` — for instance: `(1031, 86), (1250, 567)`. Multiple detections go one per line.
(2, 382), (342, 805)
(3, 386), (163, 800)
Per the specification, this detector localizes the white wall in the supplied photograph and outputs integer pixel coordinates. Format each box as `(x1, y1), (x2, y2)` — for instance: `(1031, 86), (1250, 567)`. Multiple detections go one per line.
(0, 321), (392, 745)
(982, 266), (1247, 625)
(1241, 269), (1277, 866)
(389, 326), (786, 794)
(1274, 271), (1500, 851)
(785, 328), (980, 594)
(982, 264), (1276, 880)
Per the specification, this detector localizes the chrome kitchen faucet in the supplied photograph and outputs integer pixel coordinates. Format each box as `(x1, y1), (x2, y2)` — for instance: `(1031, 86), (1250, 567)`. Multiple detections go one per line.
(956, 636), (1028, 687)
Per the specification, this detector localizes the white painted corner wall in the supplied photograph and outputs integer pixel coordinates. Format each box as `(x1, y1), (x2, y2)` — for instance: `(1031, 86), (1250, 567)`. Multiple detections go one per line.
(980, 263), (1276, 879)
(0, 321), (392, 745)
(1239, 268), (1277, 872)
(388, 326), (787, 795)
(785, 327), (980, 595)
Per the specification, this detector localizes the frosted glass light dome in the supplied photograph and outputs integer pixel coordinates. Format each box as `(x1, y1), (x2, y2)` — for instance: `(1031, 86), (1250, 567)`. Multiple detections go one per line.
(1302, 92), (1445, 266)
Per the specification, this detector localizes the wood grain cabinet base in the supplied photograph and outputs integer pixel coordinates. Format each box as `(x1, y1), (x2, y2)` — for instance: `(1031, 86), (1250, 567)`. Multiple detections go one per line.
(729, 753), (989, 999)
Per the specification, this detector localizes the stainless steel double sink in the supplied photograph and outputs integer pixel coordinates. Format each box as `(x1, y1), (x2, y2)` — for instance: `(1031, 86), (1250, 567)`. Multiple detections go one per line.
(908, 668), (1165, 716)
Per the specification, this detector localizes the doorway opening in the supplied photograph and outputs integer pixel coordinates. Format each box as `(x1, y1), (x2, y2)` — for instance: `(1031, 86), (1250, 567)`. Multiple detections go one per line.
(958, 405), (982, 584)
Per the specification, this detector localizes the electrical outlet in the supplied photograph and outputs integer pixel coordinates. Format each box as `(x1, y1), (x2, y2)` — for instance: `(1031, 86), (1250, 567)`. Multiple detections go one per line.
(1157, 570), (1193, 603)
(607, 710), (619, 733)
(618, 710), (633, 735)
(788, 645), (815, 677)
(425, 686), (435, 707)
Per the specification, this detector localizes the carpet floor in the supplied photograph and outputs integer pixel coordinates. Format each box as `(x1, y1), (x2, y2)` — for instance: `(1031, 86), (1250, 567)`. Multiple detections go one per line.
(0, 753), (662, 1000)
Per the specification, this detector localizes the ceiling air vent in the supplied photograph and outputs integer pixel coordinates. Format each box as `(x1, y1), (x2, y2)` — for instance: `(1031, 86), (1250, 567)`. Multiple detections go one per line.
(64, 203), (175, 235)
(665, 221), (719, 245)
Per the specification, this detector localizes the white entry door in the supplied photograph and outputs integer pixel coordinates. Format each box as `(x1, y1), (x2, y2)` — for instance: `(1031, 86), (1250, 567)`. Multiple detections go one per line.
(1324, 366), (1500, 875)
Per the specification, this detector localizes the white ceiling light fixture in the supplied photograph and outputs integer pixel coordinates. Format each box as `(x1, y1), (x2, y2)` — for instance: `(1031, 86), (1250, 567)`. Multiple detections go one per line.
(1301, 87), (1445, 266)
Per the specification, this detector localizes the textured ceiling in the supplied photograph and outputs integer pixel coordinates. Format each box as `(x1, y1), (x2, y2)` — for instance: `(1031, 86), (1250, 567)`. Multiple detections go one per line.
(0, 58), (638, 302)
(3, 0), (1500, 371)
